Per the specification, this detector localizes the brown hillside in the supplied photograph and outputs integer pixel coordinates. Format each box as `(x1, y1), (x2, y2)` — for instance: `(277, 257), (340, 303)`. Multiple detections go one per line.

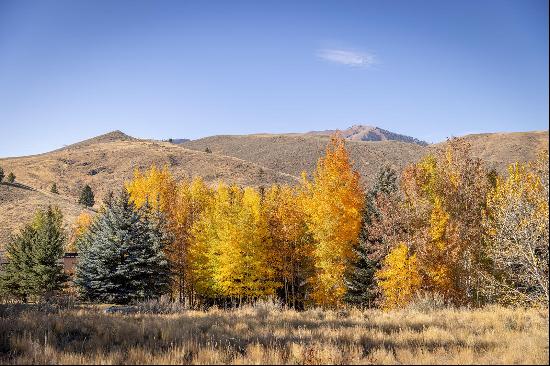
(455, 131), (549, 171)
(182, 130), (549, 183)
(0, 183), (94, 247)
(0, 133), (297, 208)
(182, 134), (427, 185)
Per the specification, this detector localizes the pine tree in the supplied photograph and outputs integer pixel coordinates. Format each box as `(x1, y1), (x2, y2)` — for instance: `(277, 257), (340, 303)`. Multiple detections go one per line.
(0, 227), (35, 301)
(75, 190), (170, 304)
(51, 183), (59, 194)
(78, 185), (95, 207)
(30, 206), (68, 296)
(345, 166), (398, 307)
(0, 206), (67, 301)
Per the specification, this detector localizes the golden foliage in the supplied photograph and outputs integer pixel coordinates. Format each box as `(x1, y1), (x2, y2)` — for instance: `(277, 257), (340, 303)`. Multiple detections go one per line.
(263, 185), (314, 306)
(126, 165), (212, 302)
(189, 184), (278, 300)
(302, 134), (364, 306)
(377, 243), (422, 310)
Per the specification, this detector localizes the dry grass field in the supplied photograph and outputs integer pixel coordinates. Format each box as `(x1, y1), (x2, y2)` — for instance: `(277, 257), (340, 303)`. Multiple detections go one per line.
(0, 303), (547, 365)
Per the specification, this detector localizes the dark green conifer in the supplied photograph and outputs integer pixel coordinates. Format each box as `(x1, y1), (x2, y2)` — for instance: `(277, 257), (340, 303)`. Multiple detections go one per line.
(345, 166), (398, 307)
(78, 185), (95, 207)
(0, 206), (67, 301)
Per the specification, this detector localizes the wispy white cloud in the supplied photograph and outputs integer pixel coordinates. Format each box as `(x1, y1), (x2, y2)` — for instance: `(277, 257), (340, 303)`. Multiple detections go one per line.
(317, 49), (377, 68)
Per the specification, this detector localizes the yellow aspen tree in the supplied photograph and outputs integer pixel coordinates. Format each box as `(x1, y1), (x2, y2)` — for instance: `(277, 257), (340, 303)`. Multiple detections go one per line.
(376, 243), (421, 310)
(484, 154), (549, 305)
(190, 184), (277, 303)
(170, 177), (212, 303)
(264, 184), (314, 307)
(302, 133), (364, 306)
(188, 183), (224, 300)
(126, 164), (176, 211)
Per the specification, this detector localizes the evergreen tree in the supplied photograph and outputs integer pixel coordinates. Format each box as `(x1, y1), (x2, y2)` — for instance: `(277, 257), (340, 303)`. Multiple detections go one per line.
(6, 172), (15, 183)
(75, 190), (170, 304)
(78, 185), (95, 207)
(345, 166), (398, 307)
(0, 166), (4, 183)
(0, 227), (35, 301)
(30, 206), (68, 296)
(51, 183), (59, 194)
(0, 206), (67, 301)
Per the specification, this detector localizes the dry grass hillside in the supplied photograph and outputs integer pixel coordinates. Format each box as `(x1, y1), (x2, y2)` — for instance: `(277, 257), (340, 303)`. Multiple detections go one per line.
(181, 130), (548, 184)
(0, 131), (297, 207)
(457, 130), (549, 171)
(0, 183), (94, 247)
(182, 134), (427, 185)
(0, 131), (296, 247)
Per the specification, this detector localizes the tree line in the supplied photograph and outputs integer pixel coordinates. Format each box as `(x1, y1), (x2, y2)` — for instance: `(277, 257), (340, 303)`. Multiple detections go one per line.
(1, 135), (548, 309)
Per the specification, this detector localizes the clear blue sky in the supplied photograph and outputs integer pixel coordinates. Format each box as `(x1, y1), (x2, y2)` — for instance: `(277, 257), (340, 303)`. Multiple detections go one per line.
(0, 0), (548, 157)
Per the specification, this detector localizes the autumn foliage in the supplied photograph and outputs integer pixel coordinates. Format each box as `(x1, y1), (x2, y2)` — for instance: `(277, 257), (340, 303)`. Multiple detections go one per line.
(63, 134), (548, 310)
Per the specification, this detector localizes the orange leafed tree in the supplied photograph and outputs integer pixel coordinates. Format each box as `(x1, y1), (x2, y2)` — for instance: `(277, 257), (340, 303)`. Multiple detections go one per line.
(397, 138), (490, 306)
(302, 133), (364, 306)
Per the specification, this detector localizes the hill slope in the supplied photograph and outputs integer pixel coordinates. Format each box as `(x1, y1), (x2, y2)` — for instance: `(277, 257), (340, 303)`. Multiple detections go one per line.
(181, 130), (548, 184)
(0, 183), (94, 247)
(182, 134), (427, 184)
(0, 132), (298, 207)
(456, 131), (549, 171)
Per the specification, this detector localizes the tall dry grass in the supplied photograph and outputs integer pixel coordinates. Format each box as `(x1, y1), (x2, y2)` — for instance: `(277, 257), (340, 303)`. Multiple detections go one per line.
(0, 302), (548, 364)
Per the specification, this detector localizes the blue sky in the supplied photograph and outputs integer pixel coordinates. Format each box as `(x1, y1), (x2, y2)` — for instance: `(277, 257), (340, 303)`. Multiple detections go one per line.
(0, 0), (548, 157)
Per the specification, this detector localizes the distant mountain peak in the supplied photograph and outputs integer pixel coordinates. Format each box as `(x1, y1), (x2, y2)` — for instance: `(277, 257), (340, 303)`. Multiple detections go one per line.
(305, 125), (428, 146)
(96, 130), (134, 142)
(61, 130), (135, 151)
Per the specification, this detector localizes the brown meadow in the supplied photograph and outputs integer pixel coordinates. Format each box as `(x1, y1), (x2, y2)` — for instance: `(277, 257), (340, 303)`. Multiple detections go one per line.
(1, 303), (548, 365)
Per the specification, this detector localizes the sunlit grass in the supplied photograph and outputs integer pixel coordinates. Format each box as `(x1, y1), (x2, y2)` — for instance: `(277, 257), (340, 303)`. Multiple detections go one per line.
(1, 303), (547, 364)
